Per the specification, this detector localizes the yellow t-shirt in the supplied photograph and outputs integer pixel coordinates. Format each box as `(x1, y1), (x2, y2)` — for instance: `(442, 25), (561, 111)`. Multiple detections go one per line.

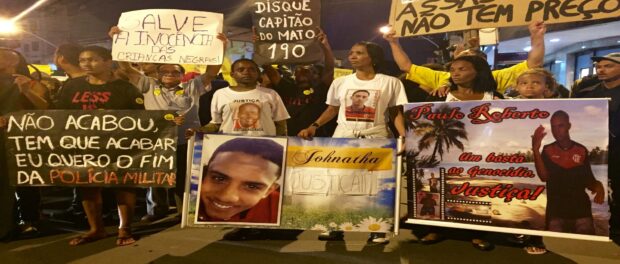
(406, 60), (529, 94)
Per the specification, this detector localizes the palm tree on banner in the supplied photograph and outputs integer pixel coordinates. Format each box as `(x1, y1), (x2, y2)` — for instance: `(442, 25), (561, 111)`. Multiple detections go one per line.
(416, 104), (468, 163)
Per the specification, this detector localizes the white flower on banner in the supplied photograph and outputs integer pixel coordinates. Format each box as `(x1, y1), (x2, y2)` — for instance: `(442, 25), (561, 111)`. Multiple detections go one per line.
(310, 224), (328, 232)
(338, 222), (358, 231)
(358, 217), (392, 232)
(329, 222), (338, 228)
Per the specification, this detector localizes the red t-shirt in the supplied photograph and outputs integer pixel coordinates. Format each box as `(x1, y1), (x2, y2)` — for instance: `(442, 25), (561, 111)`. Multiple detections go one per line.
(198, 190), (280, 224)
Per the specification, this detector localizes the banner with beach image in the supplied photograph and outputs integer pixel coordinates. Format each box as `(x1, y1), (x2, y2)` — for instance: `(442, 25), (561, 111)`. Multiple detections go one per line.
(183, 135), (400, 233)
(403, 99), (610, 241)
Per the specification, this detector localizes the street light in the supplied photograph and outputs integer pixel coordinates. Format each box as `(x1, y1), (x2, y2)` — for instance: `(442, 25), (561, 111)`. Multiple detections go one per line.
(0, 18), (18, 34)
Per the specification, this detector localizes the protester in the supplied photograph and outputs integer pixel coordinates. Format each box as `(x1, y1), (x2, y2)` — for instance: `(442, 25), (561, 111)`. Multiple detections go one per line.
(298, 41), (407, 244)
(507, 68), (559, 255)
(571, 52), (620, 245)
(199, 58), (289, 136)
(54, 46), (144, 246)
(384, 21), (546, 95)
(0, 48), (49, 240)
(259, 28), (337, 136)
(421, 54), (500, 250)
(188, 58), (289, 240)
(51, 43), (88, 220)
(109, 26), (226, 223)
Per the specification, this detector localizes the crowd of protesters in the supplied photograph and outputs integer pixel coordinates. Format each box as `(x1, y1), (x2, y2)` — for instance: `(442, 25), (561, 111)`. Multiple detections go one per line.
(0, 19), (619, 256)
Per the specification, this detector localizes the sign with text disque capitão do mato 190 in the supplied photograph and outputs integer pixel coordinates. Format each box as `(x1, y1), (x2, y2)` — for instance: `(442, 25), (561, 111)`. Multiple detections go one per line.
(251, 0), (323, 65)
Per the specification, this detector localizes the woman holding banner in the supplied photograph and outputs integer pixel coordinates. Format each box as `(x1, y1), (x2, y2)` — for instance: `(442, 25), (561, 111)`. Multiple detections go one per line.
(424, 54), (501, 251)
(298, 41), (407, 244)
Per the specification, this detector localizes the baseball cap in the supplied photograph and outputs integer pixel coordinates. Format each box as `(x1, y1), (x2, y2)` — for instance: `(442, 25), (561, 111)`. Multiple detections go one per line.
(592, 52), (620, 64)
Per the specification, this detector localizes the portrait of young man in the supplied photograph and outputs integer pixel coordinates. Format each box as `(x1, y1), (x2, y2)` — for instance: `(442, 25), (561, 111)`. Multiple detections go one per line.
(345, 89), (378, 122)
(196, 137), (286, 225)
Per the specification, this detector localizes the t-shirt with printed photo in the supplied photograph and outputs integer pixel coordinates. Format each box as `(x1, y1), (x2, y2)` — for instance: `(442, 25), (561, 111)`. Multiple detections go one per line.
(344, 89), (379, 122)
(233, 102), (262, 131)
(210, 87), (289, 136)
(326, 73), (407, 137)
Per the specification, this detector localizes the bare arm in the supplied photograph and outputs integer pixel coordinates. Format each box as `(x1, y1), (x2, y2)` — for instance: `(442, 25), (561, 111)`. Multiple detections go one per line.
(297, 105), (339, 139)
(393, 109), (406, 137)
(261, 64), (282, 86)
(531, 125), (549, 182)
(109, 26), (143, 86)
(200, 33), (228, 90)
(527, 21), (546, 68)
(317, 28), (335, 86)
(383, 30), (412, 72)
(275, 120), (287, 136)
(14, 75), (48, 109)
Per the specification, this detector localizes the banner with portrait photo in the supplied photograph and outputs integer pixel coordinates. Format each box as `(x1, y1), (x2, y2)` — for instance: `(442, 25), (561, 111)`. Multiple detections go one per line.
(183, 135), (400, 233)
(184, 134), (287, 226)
(404, 99), (610, 241)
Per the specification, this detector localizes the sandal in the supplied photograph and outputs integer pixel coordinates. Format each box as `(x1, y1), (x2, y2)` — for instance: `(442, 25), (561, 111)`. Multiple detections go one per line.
(419, 232), (444, 245)
(471, 239), (494, 251)
(524, 245), (548, 255)
(116, 228), (136, 246)
(69, 233), (107, 246)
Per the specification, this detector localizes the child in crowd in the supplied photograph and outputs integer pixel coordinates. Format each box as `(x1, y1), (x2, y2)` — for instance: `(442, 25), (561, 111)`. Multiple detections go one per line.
(511, 68), (559, 255)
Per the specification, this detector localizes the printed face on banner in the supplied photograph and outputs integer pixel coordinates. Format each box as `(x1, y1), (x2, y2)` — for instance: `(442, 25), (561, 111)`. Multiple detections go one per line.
(232, 102), (262, 131)
(345, 89), (379, 122)
(195, 136), (286, 225)
(404, 100), (611, 240)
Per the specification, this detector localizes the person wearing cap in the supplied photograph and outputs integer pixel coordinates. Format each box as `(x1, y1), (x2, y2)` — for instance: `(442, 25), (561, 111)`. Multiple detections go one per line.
(571, 52), (620, 245)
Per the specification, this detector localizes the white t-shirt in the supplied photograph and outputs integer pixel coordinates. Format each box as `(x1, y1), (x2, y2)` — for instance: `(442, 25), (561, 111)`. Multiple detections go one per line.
(326, 73), (407, 138)
(445, 91), (494, 101)
(137, 76), (208, 145)
(210, 86), (290, 136)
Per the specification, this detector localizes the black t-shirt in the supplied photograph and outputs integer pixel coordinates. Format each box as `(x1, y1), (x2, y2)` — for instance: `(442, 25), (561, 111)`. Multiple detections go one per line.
(571, 82), (620, 152)
(272, 77), (335, 136)
(55, 77), (144, 110)
(541, 141), (596, 219)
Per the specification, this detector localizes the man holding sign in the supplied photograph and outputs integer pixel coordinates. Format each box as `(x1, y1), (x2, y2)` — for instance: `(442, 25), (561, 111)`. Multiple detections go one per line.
(110, 25), (227, 223)
(112, 9), (224, 65)
(55, 46), (144, 246)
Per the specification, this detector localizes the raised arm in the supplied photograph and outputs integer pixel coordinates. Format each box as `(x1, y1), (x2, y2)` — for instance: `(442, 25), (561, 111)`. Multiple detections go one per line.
(317, 28), (335, 86)
(200, 33), (228, 90)
(14, 75), (49, 109)
(108, 26), (143, 86)
(527, 21), (546, 68)
(383, 30), (412, 72)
